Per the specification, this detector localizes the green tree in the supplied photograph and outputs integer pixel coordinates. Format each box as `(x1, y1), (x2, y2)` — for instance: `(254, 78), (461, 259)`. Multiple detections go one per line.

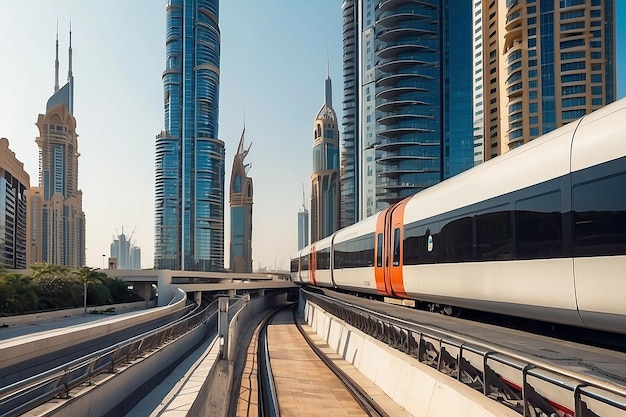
(72, 266), (102, 314)
(32, 263), (77, 310)
(0, 274), (38, 315)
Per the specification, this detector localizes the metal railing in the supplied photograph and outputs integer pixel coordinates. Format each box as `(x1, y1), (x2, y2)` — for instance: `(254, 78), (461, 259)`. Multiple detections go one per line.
(0, 298), (217, 417)
(302, 289), (626, 417)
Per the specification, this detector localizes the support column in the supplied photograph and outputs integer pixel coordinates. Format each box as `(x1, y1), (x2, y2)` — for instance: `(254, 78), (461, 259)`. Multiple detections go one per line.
(258, 289), (265, 297)
(195, 291), (202, 305)
(218, 297), (229, 360)
(228, 289), (235, 298)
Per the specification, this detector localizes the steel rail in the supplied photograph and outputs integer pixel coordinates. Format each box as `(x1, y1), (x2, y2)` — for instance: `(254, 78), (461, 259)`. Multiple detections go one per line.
(291, 305), (389, 417)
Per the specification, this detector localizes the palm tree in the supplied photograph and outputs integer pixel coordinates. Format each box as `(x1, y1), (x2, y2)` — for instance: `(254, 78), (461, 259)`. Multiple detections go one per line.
(31, 262), (69, 279)
(73, 266), (102, 315)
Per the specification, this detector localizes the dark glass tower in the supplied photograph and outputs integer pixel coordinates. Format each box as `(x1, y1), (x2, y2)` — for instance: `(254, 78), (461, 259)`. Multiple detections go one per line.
(340, 0), (474, 221)
(155, 0), (225, 271)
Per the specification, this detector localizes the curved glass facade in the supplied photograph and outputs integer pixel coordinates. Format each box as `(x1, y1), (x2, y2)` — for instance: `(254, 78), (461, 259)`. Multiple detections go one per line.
(340, 0), (474, 220)
(155, 0), (225, 271)
(375, 0), (442, 203)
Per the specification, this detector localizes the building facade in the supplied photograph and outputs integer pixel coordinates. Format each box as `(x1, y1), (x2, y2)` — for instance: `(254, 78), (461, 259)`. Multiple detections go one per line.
(229, 129), (253, 273)
(483, 0), (616, 160)
(0, 138), (29, 269)
(473, 0), (485, 165)
(340, 0), (474, 222)
(110, 227), (141, 270)
(27, 30), (85, 268)
(155, 0), (225, 271)
(311, 72), (340, 243)
(297, 186), (309, 251)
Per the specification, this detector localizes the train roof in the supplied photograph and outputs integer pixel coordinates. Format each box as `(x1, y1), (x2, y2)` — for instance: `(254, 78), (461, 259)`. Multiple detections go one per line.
(403, 97), (626, 223)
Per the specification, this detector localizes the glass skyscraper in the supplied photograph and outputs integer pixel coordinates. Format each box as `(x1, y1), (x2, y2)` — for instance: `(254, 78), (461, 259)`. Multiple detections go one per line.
(155, 0), (225, 271)
(341, 0), (474, 222)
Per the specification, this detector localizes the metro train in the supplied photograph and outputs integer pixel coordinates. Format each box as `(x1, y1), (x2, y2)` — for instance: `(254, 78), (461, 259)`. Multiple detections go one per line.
(291, 97), (626, 335)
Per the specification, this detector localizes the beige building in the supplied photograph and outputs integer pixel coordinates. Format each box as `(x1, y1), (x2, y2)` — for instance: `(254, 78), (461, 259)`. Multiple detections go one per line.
(27, 30), (85, 268)
(483, 0), (616, 161)
(229, 128), (253, 273)
(0, 138), (30, 269)
(310, 72), (340, 243)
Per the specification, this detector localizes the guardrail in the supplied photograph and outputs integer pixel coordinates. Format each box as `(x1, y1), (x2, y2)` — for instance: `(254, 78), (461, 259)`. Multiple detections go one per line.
(0, 297), (215, 417)
(258, 308), (281, 417)
(302, 289), (626, 417)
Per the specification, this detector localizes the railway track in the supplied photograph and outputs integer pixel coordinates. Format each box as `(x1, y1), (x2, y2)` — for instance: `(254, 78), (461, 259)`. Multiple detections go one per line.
(236, 304), (403, 417)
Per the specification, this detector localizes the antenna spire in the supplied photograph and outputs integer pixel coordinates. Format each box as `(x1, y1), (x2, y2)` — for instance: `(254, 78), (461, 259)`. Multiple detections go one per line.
(326, 47), (329, 78)
(54, 21), (59, 92)
(67, 21), (73, 82)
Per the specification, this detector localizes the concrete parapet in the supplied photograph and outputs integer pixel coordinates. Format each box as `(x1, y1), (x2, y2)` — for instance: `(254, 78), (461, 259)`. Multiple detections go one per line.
(0, 290), (186, 370)
(0, 300), (154, 328)
(304, 300), (520, 417)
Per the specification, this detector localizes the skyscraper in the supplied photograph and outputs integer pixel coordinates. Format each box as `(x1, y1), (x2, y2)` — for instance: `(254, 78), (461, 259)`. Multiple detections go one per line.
(27, 28), (85, 268)
(297, 186), (309, 251)
(310, 70), (340, 243)
(340, 1), (474, 222)
(0, 138), (29, 269)
(110, 227), (141, 270)
(229, 128), (253, 273)
(483, 0), (616, 160)
(155, 0), (225, 271)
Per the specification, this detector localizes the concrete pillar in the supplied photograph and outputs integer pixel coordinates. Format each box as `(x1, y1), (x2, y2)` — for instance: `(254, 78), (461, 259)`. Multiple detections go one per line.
(195, 291), (202, 305)
(133, 282), (153, 308)
(218, 297), (229, 360)
(228, 289), (235, 298)
(258, 289), (265, 297)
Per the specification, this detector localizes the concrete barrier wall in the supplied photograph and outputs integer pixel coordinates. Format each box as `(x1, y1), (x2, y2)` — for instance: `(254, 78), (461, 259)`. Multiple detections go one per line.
(0, 290), (187, 370)
(0, 300), (155, 327)
(304, 300), (520, 417)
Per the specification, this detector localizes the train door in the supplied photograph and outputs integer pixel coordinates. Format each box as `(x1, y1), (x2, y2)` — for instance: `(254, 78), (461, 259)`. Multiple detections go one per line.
(387, 198), (409, 298)
(374, 209), (393, 296)
(309, 244), (317, 286)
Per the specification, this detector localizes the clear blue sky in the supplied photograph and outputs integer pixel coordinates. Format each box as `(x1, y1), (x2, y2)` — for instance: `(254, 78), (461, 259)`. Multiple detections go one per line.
(0, 1), (623, 270)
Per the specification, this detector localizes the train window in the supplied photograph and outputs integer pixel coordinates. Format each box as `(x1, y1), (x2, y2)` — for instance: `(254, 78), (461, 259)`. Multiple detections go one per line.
(300, 255), (309, 271)
(393, 228), (400, 266)
(475, 207), (513, 261)
(333, 233), (375, 268)
(403, 223), (439, 265)
(573, 171), (626, 257)
(403, 224), (423, 265)
(290, 258), (299, 273)
(317, 248), (330, 270)
(376, 233), (383, 267)
(515, 191), (562, 259)
(439, 216), (474, 263)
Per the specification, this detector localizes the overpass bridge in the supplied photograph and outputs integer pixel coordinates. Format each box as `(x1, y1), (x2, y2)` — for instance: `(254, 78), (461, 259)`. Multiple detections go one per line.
(105, 269), (295, 304)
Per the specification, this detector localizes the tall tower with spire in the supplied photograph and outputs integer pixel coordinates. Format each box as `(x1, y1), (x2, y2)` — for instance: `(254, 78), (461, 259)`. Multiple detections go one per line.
(26, 25), (85, 268)
(154, 0), (224, 271)
(229, 126), (253, 272)
(310, 64), (340, 242)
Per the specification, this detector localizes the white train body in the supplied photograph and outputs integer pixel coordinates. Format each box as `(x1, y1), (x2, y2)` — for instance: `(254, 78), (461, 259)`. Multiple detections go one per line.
(290, 98), (626, 334)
